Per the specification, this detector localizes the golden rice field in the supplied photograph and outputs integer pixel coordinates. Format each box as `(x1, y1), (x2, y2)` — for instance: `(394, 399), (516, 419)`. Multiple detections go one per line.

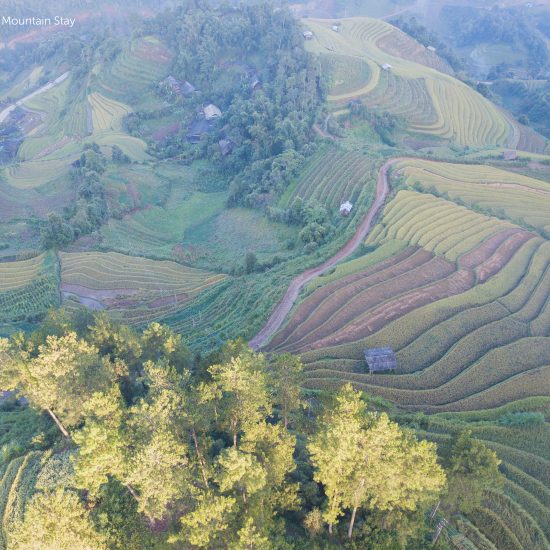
(393, 158), (550, 233)
(303, 18), (514, 148)
(267, 160), (550, 419)
(88, 92), (131, 133)
(0, 254), (47, 292)
(59, 251), (227, 326)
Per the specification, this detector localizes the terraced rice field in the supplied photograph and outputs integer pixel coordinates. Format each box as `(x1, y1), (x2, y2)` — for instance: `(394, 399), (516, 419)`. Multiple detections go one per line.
(59, 251), (227, 326)
(0, 252), (60, 324)
(0, 451), (43, 549)
(97, 36), (171, 98)
(394, 158), (550, 233)
(88, 92), (131, 133)
(4, 157), (71, 190)
(279, 146), (378, 209)
(417, 403), (550, 549)
(267, 160), (550, 414)
(304, 18), (514, 148)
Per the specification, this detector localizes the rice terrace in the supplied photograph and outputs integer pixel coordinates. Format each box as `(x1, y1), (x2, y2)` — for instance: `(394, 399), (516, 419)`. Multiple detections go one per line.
(1, 1), (550, 548)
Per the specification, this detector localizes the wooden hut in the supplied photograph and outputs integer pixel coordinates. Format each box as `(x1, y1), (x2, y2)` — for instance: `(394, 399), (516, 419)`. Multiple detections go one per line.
(364, 347), (397, 373)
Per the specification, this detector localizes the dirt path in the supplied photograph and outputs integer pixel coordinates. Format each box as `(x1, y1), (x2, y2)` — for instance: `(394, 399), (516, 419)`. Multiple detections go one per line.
(249, 157), (402, 350)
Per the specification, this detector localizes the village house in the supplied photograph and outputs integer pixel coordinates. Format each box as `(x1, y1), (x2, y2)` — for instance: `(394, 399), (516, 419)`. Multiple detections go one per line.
(332, 24), (340, 32)
(339, 201), (353, 216)
(364, 347), (397, 374)
(382, 63), (393, 71)
(303, 30), (314, 40)
(187, 118), (213, 143)
(204, 104), (222, 120)
(427, 45), (436, 52)
(218, 138), (235, 156)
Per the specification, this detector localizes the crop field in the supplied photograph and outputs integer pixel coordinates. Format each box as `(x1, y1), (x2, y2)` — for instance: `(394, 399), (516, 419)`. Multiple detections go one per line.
(279, 146), (378, 210)
(97, 36), (171, 99)
(88, 92), (131, 133)
(395, 158), (550, 232)
(303, 18), (514, 148)
(3, 157), (71, 190)
(0, 252), (59, 326)
(59, 251), (227, 326)
(375, 28), (453, 75)
(100, 191), (228, 258)
(416, 403), (550, 548)
(0, 451), (43, 549)
(320, 55), (372, 97)
(266, 156), (550, 420)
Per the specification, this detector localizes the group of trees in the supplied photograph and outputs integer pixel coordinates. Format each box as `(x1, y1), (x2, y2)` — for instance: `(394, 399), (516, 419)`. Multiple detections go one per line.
(0, 312), (503, 549)
(140, 3), (324, 205)
(40, 143), (118, 249)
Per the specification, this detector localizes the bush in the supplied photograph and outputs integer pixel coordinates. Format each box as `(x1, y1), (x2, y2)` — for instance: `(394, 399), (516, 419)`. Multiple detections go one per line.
(498, 412), (545, 427)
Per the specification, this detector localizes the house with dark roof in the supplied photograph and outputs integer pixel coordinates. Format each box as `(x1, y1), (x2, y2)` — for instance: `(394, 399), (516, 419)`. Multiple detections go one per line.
(219, 138), (235, 156)
(187, 118), (213, 143)
(364, 347), (397, 373)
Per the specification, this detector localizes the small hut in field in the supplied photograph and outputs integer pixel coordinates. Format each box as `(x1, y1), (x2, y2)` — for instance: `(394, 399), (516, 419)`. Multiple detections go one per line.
(339, 201), (353, 217)
(364, 347), (397, 374)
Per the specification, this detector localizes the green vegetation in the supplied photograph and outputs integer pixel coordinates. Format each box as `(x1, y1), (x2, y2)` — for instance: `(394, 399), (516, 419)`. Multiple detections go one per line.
(0, 316), (466, 548)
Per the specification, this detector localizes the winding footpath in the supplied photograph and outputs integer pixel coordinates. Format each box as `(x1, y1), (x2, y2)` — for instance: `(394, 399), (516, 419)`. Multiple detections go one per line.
(249, 157), (402, 350)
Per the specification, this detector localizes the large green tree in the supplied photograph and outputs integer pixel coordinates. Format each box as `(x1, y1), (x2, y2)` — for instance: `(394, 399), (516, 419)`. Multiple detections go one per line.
(308, 384), (445, 538)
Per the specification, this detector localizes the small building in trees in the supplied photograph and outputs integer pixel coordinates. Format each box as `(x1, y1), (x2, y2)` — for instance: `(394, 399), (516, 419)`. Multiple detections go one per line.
(303, 31), (314, 40)
(364, 347), (397, 373)
(339, 201), (353, 216)
(332, 24), (340, 32)
(250, 75), (262, 92)
(219, 138), (235, 156)
(181, 80), (196, 95)
(187, 118), (213, 143)
(204, 104), (222, 120)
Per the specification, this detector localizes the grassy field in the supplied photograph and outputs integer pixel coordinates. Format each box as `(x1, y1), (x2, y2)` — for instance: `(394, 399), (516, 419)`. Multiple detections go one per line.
(59, 251), (227, 327)
(304, 18), (514, 148)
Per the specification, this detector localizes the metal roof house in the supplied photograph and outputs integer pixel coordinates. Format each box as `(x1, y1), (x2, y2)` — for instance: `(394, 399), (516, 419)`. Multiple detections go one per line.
(340, 201), (353, 216)
(303, 31), (314, 40)
(204, 104), (222, 120)
(381, 63), (393, 71)
(364, 348), (397, 373)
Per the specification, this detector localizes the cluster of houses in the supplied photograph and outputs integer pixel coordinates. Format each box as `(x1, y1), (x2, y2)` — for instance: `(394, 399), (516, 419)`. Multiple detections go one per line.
(161, 71), (262, 155)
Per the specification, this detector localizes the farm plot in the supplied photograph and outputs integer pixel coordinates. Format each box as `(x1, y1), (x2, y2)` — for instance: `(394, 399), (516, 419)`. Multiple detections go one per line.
(303, 18), (513, 147)
(375, 28), (453, 75)
(270, 158), (550, 414)
(280, 146), (378, 209)
(59, 251), (227, 326)
(0, 252), (60, 325)
(97, 36), (171, 99)
(395, 158), (550, 232)
(320, 55), (372, 97)
(270, 190), (527, 354)
(88, 92), (131, 133)
(100, 191), (227, 258)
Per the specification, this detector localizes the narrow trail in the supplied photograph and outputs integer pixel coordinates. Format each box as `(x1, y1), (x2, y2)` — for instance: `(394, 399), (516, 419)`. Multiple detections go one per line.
(249, 157), (403, 350)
